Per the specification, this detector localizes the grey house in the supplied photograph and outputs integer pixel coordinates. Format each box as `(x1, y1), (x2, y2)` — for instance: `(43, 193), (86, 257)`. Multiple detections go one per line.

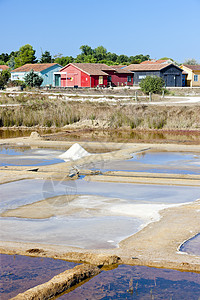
(124, 63), (183, 87)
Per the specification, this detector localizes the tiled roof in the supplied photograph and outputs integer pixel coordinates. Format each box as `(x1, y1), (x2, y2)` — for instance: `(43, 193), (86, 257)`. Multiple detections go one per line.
(110, 65), (132, 74)
(63, 63), (115, 76)
(0, 65), (9, 71)
(141, 59), (169, 64)
(11, 63), (60, 73)
(111, 65), (127, 69)
(124, 63), (174, 71)
(182, 65), (200, 71)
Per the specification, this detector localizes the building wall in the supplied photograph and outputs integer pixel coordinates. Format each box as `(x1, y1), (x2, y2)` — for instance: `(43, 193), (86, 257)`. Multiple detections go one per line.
(41, 64), (62, 87)
(160, 65), (182, 87)
(11, 64), (62, 87)
(180, 66), (200, 87)
(133, 66), (182, 87)
(133, 71), (160, 85)
(91, 75), (107, 87)
(60, 65), (90, 87)
(111, 73), (133, 86)
(11, 72), (26, 81)
(192, 71), (200, 87)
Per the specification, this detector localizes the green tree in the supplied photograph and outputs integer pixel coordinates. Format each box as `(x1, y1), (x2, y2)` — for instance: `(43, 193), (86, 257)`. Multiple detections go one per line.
(8, 56), (16, 70)
(94, 46), (107, 61)
(106, 52), (118, 62)
(0, 53), (9, 63)
(40, 51), (53, 63)
(116, 54), (129, 64)
(80, 45), (94, 56)
(24, 69), (43, 87)
(0, 70), (11, 89)
(139, 76), (165, 94)
(129, 54), (150, 64)
(15, 44), (37, 68)
(54, 56), (74, 66)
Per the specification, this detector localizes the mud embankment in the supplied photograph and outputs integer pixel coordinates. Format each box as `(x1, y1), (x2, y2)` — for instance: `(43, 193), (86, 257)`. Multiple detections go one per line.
(11, 264), (101, 300)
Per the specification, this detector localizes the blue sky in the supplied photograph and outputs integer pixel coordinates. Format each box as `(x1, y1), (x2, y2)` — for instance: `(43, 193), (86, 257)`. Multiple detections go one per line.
(1, 0), (199, 63)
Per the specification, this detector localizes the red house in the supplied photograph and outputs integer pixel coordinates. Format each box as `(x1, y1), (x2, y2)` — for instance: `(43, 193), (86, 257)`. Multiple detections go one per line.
(108, 66), (133, 87)
(59, 63), (113, 88)
(59, 63), (133, 88)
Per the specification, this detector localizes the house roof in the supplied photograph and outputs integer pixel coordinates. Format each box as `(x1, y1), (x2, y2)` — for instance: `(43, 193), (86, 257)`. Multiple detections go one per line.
(111, 65), (127, 69)
(0, 65), (9, 71)
(61, 63), (132, 75)
(141, 59), (171, 65)
(124, 63), (182, 72)
(182, 65), (200, 71)
(110, 65), (132, 74)
(61, 63), (115, 76)
(11, 63), (60, 73)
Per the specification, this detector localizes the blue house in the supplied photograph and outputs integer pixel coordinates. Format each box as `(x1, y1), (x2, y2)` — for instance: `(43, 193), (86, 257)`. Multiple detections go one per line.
(11, 63), (62, 87)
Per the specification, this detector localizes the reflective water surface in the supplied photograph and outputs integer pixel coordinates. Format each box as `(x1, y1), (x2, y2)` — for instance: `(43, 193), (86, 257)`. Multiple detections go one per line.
(0, 254), (78, 300)
(180, 233), (200, 256)
(59, 264), (200, 300)
(1, 179), (200, 249)
(0, 146), (64, 166)
(81, 151), (200, 175)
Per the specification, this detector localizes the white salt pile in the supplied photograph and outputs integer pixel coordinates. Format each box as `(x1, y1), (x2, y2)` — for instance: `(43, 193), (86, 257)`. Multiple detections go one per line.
(59, 143), (91, 161)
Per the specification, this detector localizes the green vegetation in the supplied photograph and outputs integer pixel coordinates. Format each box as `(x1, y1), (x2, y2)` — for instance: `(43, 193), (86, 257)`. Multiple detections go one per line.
(0, 70), (11, 89)
(0, 44), (150, 69)
(24, 70), (43, 87)
(40, 51), (53, 63)
(139, 76), (165, 94)
(14, 44), (37, 68)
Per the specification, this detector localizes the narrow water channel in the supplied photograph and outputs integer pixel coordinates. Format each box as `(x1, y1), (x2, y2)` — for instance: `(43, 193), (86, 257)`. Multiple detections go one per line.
(58, 264), (200, 300)
(0, 254), (78, 300)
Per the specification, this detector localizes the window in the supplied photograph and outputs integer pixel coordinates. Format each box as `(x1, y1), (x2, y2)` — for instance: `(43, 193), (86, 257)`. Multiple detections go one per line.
(194, 75), (198, 81)
(139, 75), (146, 80)
(127, 75), (132, 82)
(107, 75), (112, 82)
(99, 76), (103, 85)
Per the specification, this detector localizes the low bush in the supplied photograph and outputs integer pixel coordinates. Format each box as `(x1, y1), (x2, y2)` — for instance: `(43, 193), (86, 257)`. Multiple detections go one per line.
(139, 76), (165, 94)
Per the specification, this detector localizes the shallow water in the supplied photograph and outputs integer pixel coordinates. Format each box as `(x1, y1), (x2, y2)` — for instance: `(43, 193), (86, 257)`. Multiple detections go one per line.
(0, 128), (59, 139)
(180, 233), (200, 256)
(1, 179), (200, 249)
(1, 179), (200, 212)
(0, 146), (64, 166)
(82, 151), (200, 175)
(0, 253), (78, 300)
(59, 264), (200, 300)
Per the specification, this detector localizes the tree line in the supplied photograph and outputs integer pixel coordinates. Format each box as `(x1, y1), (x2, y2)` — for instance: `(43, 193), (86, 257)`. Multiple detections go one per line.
(1, 44), (199, 71)
(0, 44), (151, 70)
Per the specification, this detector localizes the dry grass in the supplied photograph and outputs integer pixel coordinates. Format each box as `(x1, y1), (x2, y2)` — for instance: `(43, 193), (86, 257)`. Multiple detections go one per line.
(0, 93), (200, 130)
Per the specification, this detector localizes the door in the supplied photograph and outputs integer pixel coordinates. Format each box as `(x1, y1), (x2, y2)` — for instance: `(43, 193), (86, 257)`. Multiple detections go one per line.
(166, 75), (176, 87)
(55, 74), (60, 87)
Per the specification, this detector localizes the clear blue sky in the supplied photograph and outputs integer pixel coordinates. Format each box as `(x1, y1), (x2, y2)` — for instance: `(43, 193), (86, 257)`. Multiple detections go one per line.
(1, 0), (199, 63)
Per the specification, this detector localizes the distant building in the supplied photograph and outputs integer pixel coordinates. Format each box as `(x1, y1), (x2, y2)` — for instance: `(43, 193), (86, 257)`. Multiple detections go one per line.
(58, 63), (133, 88)
(11, 63), (62, 87)
(0, 65), (9, 71)
(180, 65), (200, 87)
(123, 63), (183, 87)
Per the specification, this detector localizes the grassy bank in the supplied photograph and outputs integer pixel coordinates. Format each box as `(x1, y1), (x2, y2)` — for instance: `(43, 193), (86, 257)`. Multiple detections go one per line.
(0, 93), (200, 130)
